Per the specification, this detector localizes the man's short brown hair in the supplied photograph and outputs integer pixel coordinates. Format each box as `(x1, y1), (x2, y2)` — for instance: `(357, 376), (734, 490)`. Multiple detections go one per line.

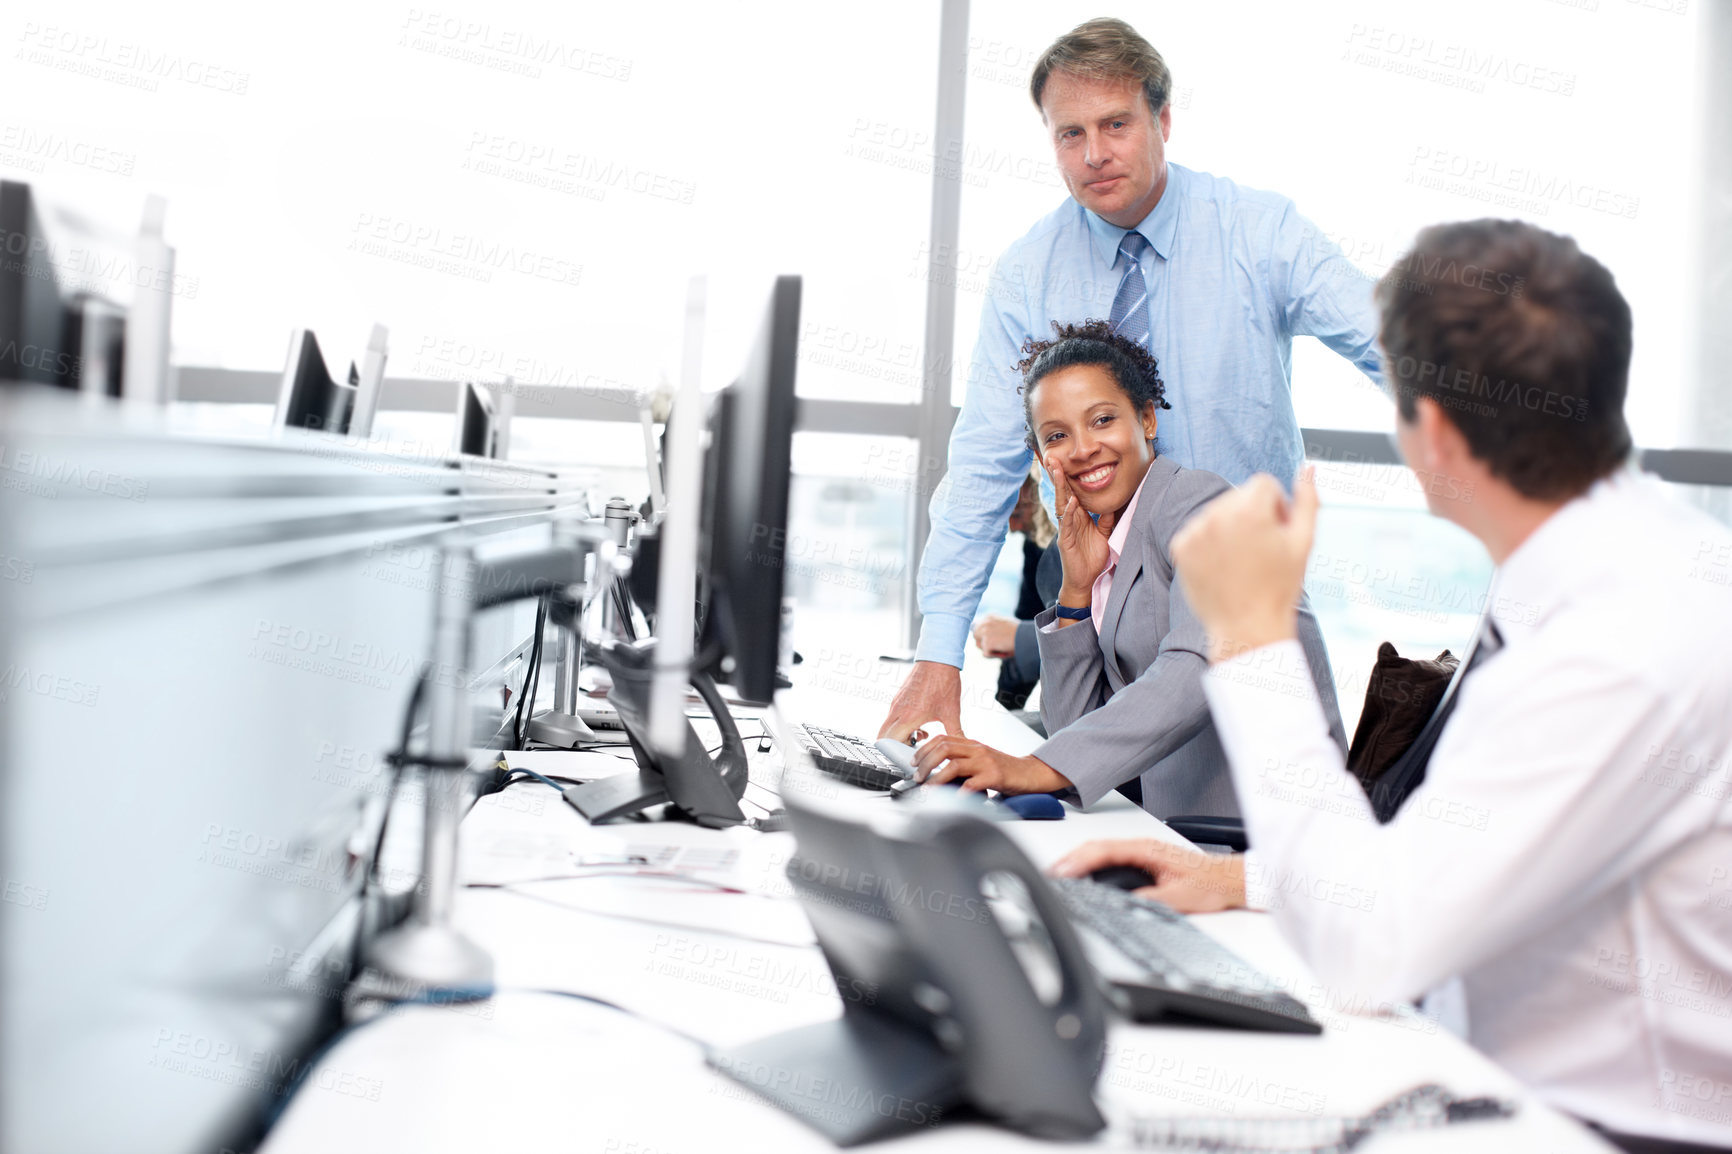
(1376, 220), (1633, 501)
(1030, 18), (1172, 119)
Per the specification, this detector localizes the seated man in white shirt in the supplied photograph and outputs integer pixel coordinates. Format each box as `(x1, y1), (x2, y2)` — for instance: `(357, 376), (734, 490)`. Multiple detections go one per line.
(1053, 219), (1732, 1154)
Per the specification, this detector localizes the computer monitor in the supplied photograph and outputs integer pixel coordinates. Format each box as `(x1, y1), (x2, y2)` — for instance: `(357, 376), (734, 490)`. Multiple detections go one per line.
(452, 379), (495, 457)
(73, 296), (126, 400)
(700, 275), (800, 705)
(563, 275), (801, 827)
(0, 180), (89, 390)
(273, 329), (357, 434)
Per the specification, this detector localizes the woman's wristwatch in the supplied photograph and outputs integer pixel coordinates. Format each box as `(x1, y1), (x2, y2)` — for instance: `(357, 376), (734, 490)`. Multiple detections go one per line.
(1053, 603), (1091, 620)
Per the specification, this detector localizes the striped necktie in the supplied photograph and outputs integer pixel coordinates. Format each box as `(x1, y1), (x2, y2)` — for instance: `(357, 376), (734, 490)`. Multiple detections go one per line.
(1109, 231), (1151, 348)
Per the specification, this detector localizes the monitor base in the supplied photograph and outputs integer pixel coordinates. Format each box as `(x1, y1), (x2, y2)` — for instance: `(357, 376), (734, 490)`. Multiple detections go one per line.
(362, 922), (494, 1002)
(524, 709), (598, 748)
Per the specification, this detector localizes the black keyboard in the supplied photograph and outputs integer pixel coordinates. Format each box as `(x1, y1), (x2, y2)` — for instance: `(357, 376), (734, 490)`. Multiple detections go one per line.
(784, 723), (910, 791)
(1051, 877), (1322, 1034)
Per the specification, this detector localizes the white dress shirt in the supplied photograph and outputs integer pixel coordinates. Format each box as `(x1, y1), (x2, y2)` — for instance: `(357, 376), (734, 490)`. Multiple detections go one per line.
(1202, 468), (1732, 1146)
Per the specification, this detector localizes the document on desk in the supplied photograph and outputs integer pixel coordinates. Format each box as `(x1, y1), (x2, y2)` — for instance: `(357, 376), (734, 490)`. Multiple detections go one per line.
(501, 748), (638, 781)
(459, 786), (797, 899)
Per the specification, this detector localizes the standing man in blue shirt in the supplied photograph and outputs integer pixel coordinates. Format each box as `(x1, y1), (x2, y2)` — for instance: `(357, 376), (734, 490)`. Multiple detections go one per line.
(881, 17), (1384, 742)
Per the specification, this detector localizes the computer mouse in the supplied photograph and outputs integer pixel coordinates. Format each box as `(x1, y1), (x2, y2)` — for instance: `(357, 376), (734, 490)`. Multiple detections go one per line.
(1087, 864), (1156, 890)
(872, 738), (918, 779)
(1000, 794), (1065, 821)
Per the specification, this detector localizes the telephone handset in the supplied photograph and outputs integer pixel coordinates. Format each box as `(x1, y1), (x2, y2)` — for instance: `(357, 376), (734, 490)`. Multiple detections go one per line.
(709, 794), (1106, 1145)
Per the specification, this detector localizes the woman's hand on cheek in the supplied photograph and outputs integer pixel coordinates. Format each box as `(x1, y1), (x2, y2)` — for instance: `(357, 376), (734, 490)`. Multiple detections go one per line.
(1050, 458), (1111, 600)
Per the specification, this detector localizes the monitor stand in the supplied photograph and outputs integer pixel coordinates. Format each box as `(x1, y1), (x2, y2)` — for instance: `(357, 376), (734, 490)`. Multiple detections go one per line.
(561, 639), (748, 828)
(524, 709), (597, 748)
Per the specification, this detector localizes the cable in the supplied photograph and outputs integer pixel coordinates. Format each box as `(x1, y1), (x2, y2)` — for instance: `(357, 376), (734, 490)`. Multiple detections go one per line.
(267, 987), (709, 1131)
(504, 766), (567, 793)
(505, 988), (713, 1053)
(468, 868), (758, 895)
(502, 769), (588, 788)
(511, 595), (550, 749)
(486, 884), (818, 949)
(1121, 1083), (1516, 1153)
(366, 671), (430, 888)
(610, 576), (637, 640)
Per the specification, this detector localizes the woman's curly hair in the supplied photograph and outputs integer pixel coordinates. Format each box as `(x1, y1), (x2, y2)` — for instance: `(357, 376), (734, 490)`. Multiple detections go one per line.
(1015, 319), (1169, 454)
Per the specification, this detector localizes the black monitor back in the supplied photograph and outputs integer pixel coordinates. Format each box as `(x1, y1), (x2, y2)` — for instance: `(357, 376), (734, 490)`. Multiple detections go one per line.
(0, 180), (80, 388)
(703, 276), (799, 704)
(276, 330), (356, 434)
(454, 380), (494, 457)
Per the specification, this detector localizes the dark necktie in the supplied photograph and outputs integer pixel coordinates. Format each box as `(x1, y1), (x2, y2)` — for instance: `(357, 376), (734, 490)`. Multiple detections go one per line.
(1368, 614), (1505, 823)
(1109, 232), (1151, 349)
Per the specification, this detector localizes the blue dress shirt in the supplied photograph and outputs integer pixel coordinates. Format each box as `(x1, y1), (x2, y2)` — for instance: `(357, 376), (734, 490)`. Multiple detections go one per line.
(917, 162), (1384, 667)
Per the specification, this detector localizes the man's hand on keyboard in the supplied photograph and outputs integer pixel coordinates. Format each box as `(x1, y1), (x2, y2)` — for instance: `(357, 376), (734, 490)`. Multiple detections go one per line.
(913, 735), (1070, 794)
(1050, 839), (1248, 914)
(878, 660), (965, 742)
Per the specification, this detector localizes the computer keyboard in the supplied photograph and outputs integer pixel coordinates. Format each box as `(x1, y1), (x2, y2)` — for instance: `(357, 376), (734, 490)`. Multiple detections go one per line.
(784, 723), (910, 791)
(1050, 877), (1322, 1034)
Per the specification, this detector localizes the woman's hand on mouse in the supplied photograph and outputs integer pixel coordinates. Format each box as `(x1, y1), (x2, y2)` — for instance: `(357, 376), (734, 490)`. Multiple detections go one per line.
(912, 735), (1071, 795)
(1048, 458), (1114, 609)
(1049, 838), (1248, 913)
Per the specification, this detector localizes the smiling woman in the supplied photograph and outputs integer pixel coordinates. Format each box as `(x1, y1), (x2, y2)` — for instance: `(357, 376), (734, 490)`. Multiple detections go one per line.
(911, 322), (1348, 818)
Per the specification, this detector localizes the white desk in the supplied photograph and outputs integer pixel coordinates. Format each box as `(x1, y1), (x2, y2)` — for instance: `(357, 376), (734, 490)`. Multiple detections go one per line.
(261, 670), (1612, 1153)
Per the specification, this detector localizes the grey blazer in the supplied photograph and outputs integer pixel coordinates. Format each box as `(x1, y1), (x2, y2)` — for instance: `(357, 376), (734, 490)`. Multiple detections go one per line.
(1034, 457), (1346, 817)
